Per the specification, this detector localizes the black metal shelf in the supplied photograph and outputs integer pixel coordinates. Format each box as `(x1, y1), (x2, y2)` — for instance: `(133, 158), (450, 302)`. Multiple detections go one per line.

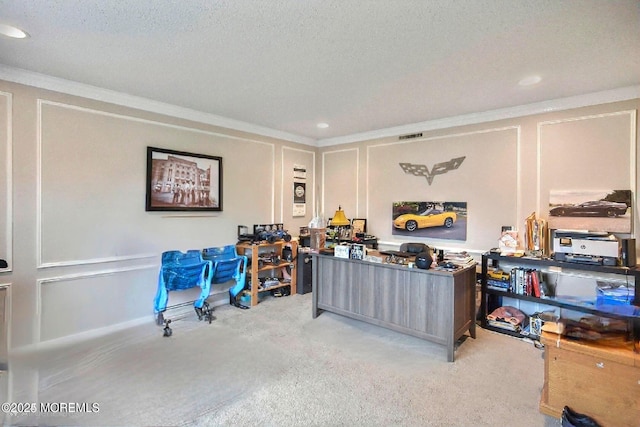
(480, 252), (640, 337)
(485, 252), (639, 277)
(484, 287), (637, 322)
(482, 323), (534, 340)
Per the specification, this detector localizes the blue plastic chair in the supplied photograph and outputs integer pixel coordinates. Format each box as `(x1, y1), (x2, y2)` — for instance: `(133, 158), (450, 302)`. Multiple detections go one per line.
(201, 245), (248, 308)
(153, 250), (214, 331)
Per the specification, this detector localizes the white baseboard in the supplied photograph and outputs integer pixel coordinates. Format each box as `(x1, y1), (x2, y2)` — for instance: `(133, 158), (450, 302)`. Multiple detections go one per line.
(13, 288), (232, 356)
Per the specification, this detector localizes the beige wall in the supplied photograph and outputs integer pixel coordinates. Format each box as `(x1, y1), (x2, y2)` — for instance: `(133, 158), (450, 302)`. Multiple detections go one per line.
(319, 100), (639, 254)
(0, 80), (316, 352)
(0, 77), (638, 354)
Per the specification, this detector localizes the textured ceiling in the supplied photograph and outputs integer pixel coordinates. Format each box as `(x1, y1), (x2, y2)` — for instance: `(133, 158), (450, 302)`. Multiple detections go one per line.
(0, 0), (638, 144)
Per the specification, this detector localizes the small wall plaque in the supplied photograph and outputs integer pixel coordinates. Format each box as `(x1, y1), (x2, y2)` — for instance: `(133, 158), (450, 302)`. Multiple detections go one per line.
(334, 245), (350, 259)
(350, 244), (365, 260)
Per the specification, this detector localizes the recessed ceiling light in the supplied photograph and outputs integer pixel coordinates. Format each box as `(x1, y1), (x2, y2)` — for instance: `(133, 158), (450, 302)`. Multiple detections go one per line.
(519, 75), (542, 86)
(0, 23), (29, 39)
(317, 123), (329, 129)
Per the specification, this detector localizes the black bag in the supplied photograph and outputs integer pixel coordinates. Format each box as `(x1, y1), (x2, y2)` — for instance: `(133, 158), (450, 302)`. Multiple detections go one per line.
(561, 406), (601, 427)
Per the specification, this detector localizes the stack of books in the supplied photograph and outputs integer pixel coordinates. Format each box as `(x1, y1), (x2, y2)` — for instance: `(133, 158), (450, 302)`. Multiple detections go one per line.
(443, 251), (476, 267)
(509, 267), (542, 297)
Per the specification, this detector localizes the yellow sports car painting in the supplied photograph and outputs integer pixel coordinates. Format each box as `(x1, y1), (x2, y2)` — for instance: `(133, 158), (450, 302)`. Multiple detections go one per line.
(393, 209), (457, 232)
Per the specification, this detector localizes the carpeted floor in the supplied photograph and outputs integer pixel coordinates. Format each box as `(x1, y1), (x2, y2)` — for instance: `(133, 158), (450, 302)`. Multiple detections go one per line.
(8, 293), (561, 426)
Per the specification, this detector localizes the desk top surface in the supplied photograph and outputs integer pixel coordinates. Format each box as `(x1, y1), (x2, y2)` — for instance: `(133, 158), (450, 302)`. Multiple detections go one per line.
(311, 250), (476, 276)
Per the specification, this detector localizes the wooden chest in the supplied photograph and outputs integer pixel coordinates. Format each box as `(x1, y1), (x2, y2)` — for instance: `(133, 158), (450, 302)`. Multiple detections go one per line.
(539, 332), (640, 427)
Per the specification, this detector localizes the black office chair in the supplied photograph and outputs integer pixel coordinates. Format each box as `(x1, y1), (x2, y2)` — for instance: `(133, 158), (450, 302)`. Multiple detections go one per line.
(399, 242), (429, 255)
(0, 259), (7, 268)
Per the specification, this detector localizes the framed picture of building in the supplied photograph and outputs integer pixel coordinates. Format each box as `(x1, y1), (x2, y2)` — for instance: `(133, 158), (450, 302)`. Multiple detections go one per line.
(145, 146), (222, 211)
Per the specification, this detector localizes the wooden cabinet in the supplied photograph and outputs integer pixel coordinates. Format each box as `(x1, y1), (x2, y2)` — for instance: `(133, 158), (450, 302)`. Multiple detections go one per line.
(236, 241), (297, 306)
(539, 332), (640, 427)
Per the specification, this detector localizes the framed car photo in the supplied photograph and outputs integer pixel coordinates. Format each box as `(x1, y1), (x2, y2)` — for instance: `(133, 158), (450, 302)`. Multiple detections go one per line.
(547, 189), (631, 233)
(146, 146), (222, 212)
(392, 201), (468, 241)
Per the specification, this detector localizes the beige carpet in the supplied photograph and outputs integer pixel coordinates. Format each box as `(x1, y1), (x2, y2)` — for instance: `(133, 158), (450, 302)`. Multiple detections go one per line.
(8, 293), (560, 426)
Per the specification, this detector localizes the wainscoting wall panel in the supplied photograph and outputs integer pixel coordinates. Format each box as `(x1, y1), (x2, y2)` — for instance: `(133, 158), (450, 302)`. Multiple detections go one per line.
(366, 127), (519, 251)
(322, 148), (358, 220)
(281, 146), (316, 230)
(37, 100), (276, 267)
(538, 111), (636, 218)
(0, 285), (9, 369)
(0, 92), (11, 272)
(38, 266), (157, 343)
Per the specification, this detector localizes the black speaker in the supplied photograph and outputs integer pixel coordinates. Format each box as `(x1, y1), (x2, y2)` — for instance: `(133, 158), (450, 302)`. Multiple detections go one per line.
(620, 238), (636, 267)
(297, 253), (313, 294)
(415, 251), (433, 269)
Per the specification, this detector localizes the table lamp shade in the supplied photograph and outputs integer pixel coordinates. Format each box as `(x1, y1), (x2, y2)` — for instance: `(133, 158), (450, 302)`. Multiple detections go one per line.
(331, 206), (350, 226)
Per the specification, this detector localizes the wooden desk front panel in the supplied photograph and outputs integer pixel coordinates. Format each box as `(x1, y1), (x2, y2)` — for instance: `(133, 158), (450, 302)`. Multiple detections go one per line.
(313, 255), (476, 361)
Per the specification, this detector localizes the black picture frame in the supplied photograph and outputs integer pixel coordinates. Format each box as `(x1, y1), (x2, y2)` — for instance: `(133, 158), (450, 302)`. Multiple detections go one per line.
(145, 146), (222, 212)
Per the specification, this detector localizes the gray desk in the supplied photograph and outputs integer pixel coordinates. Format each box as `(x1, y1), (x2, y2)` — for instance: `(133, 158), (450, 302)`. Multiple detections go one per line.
(311, 254), (476, 362)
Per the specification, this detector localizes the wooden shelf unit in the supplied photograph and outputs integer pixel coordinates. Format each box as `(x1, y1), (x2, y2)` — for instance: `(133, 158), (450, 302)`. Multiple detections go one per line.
(236, 240), (297, 306)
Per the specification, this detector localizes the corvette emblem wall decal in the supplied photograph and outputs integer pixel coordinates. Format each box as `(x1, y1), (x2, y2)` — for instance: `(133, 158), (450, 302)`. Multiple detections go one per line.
(399, 156), (466, 185)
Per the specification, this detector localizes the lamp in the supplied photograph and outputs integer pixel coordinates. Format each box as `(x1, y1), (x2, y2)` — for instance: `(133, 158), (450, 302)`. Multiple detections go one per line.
(331, 206), (350, 226)
(329, 206), (350, 247)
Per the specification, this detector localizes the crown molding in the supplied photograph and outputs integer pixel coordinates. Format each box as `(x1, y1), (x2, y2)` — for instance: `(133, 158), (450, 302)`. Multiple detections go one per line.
(0, 65), (317, 146)
(316, 85), (640, 147)
(2, 65), (637, 149)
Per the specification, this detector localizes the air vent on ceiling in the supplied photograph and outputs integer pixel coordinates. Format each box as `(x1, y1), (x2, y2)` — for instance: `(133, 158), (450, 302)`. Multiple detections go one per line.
(398, 133), (423, 140)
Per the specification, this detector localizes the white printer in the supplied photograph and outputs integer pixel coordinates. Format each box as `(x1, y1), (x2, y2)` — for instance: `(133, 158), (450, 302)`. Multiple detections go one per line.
(552, 230), (619, 266)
